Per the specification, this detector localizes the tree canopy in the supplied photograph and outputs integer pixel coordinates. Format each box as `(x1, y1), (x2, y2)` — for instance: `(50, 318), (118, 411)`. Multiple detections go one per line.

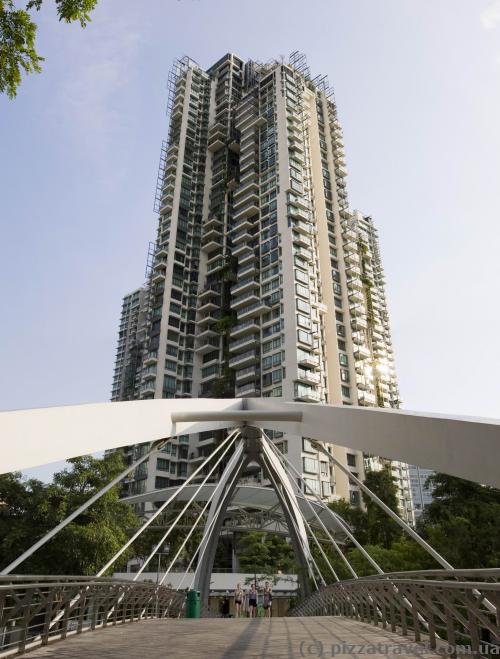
(236, 531), (296, 575)
(0, 452), (137, 575)
(0, 0), (98, 98)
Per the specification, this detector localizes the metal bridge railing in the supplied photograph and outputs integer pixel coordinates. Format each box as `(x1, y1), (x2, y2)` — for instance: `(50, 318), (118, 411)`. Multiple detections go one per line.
(0, 576), (185, 656)
(289, 570), (500, 655)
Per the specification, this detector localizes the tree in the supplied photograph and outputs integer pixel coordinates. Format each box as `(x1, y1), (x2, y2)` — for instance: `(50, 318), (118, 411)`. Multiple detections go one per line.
(417, 473), (500, 568)
(0, 452), (138, 575)
(236, 532), (296, 575)
(0, 0), (98, 98)
(362, 467), (403, 549)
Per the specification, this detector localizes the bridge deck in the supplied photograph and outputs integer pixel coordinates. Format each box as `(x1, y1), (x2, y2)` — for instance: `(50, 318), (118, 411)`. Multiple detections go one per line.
(24, 616), (440, 659)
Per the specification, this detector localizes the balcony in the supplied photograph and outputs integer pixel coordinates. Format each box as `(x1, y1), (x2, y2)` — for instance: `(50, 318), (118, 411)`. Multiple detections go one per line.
(152, 269), (166, 284)
(232, 229), (254, 246)
(234, 178), (259, 201)
(140, 381), (156, 396)
(142, 366), (157, 381)
(143, 351), (158, 366)
(197, 309), (220, 328)
(231, 216), (254, 234)
(207, 123), (226, 152)
(199, 285), (221, 300)
(230, 318), (260, 338)
(236, 382), (261, 398)
(343, 228), (357, 243)
(229, 333), (260, 353)
(291, 219), (314, 235)
(344, 250), (360, 266)
(237, 301), (268, 321)
(195, 337), (220, 354)
(239, 167), (258, 188)
(201, 221), (223, 251)
(335, 163), (348, 178)
(239, 148), (259, 172)
(237, 261), (257, 278)
(155, 244), (169, 258)
(233, 200), (259, 222)
(233, 246), (256, 264)
(200, 366), (222, 383)
(356, 374), (370, 390)
(198, 296), (221, 313)
(232, 290), (260, 310)
(345, 265), (362, 278)
(293, 247), (314, 262)
(233, 189), (259, 212)
(230, 277), (259, 296)
(228, 349), (258, 369)
(197, 326), (218, 340)
(294, 384), (320, 403)
(201, 235), (223, 253)
(351, 316), (368, 331)
(297, 351), (319, 368)
(206, 257), (226, 274)
(296, 369), (321, 385)
(358, 391), (377, 406)
(354, 344), (371, 360)
(235, 365), (258, 383)
(348, 288), (364, 304)
(292, 232), (312, 249)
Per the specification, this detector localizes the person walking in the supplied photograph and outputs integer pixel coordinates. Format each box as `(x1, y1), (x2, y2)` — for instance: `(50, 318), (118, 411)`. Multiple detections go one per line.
(248, 583), (257, 618)
(263, 581), (273, 618)
(234, 583), (243, 618)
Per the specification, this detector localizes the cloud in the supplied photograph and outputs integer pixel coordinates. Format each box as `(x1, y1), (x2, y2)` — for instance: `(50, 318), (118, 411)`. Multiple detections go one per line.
(51, 8), (142, 167)
(480, 0), (500, 29)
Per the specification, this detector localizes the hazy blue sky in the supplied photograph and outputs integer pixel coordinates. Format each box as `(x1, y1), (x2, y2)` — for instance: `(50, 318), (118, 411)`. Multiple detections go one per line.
(1, 0), (500, 478)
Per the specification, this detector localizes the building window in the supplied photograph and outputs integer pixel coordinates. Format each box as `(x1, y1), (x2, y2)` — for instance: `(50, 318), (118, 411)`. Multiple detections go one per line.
(347, 453), (356, 467)
(156, 458), (170, 472)
(304, 478), (321, 495)
(297, 329), (312, 345)
(303, 457), (319, 474)
(341, 385), (350, 398)
(302, 438), (316, 453)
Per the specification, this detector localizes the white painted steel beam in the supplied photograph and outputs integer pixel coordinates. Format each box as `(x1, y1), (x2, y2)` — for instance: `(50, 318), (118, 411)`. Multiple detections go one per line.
(0, 399), (499, 488)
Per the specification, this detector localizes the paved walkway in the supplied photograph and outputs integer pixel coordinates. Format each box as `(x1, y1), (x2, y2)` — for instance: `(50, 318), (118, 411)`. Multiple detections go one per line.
(25, 617), (440, 659)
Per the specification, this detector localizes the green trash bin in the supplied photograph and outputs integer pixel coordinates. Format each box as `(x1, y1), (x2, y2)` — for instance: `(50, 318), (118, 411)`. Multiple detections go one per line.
(186, 590), (201, 618)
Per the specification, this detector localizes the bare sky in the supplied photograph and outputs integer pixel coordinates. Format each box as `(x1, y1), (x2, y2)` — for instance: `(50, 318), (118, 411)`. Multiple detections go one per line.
(1, 1), (499, 480)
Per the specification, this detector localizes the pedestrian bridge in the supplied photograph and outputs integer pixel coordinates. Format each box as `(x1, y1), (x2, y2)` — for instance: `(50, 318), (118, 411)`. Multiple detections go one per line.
(0, 399), (499, 656)
(0, 617), (450, 659)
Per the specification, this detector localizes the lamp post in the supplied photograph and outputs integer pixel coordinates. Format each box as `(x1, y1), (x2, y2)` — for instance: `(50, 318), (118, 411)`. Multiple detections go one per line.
(155, 543), (171, 585)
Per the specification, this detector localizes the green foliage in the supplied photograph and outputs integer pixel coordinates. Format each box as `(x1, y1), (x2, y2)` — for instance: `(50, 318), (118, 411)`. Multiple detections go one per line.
(27, 0), (97, 26)
(0, 0), (98, 98)
(0, 452), (138, 575)
(362, 468), (403, 549)
(237, 532), (296, 574)
(418, 473), (500, 568)
(214, 315), (235, 335)
(346, 537), (436, 576)
(0, 0), (42, 98)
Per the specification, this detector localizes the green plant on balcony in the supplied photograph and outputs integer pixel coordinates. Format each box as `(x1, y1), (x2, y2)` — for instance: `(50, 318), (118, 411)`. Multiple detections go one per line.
(214, 314), (235, 334)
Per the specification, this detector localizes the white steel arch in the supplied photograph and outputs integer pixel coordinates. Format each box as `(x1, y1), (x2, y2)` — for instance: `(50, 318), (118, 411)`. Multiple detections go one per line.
(0, 399), (499, 488)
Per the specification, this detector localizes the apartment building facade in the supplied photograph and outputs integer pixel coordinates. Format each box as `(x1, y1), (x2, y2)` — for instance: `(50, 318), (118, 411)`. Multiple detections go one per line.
(111, 53), (414, 523)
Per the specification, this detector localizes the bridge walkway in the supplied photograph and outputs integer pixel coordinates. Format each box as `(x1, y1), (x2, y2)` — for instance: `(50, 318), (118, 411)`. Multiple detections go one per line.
(23, 616), (441, 659)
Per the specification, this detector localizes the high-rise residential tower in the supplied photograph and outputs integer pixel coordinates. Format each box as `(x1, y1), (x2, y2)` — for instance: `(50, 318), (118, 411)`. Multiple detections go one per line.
(409, 466), (435, 519)
(110, 53), (414, 523)
(111, 287), (149, 402)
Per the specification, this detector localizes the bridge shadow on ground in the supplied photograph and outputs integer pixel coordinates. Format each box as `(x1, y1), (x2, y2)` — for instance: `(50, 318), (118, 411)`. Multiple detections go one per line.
(23, 617), (442, 659)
